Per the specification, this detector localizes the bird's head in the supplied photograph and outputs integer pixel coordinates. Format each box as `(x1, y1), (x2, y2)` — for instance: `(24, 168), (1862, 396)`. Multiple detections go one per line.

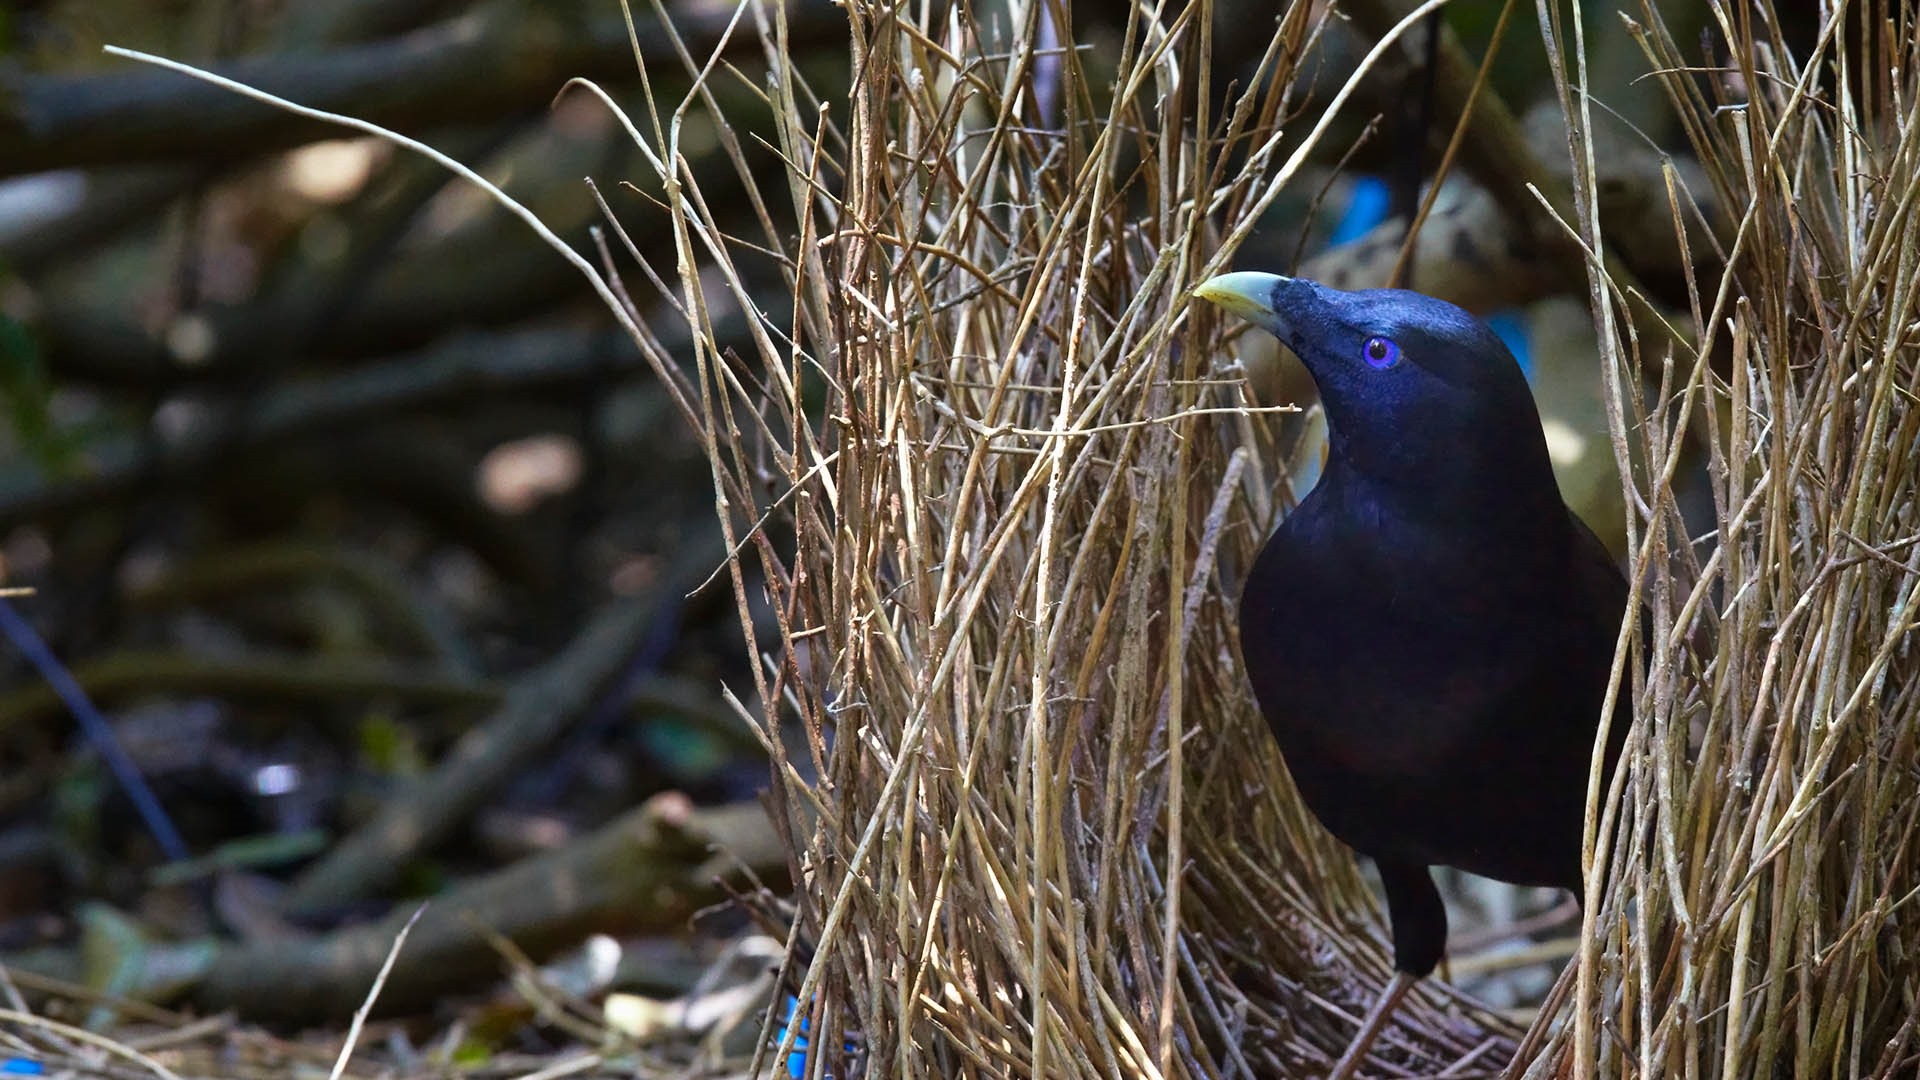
(1195, 271), (1554, 505)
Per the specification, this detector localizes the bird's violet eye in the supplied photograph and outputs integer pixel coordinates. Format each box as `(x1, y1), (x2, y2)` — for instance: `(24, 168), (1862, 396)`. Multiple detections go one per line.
(1362, 335), (1400, 369)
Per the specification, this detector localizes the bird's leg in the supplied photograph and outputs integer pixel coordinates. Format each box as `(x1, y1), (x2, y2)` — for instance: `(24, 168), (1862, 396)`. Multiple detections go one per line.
(1324, 862), (1445, 1079)
(1323, 972), (1418, 1080)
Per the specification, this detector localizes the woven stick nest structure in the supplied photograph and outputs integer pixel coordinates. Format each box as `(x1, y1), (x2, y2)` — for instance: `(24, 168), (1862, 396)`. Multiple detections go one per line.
(608, 1), (1920, 1077)
(672, 3), (1520, 1076)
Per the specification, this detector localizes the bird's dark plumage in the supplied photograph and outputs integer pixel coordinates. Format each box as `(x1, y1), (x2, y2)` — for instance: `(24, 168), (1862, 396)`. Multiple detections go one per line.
(1196, 272), (1630, 982)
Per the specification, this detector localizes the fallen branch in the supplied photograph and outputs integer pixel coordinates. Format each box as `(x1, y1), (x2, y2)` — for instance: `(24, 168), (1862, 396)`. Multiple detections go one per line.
(280, 546), (722, 917)
(209, 795), (781, 1021)
(3, 796), (787, 1024)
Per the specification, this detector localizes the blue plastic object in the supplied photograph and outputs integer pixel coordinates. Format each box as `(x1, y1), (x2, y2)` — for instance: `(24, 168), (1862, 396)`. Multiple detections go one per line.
(2, 1058), (46, 1075)
(1486, 310), (1534, 379)
(1330, 175), (1392, 244)
(773, 994), (860, 1079)
(774, 993), (811, 1079)
(0, 600), (189, 863)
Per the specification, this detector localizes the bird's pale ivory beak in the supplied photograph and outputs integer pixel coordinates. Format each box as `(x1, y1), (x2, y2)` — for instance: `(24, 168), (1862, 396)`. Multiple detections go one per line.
(1194, 271), (1291, 328)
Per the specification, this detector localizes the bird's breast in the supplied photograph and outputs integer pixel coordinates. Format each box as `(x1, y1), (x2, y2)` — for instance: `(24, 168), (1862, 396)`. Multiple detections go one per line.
(1235, 490), (1616, 885)
(1238, 497), (1570, 777)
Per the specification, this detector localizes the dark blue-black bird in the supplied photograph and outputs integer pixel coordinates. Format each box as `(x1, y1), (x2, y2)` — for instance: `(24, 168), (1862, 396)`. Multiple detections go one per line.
(1194, 272), (1631, 1079)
